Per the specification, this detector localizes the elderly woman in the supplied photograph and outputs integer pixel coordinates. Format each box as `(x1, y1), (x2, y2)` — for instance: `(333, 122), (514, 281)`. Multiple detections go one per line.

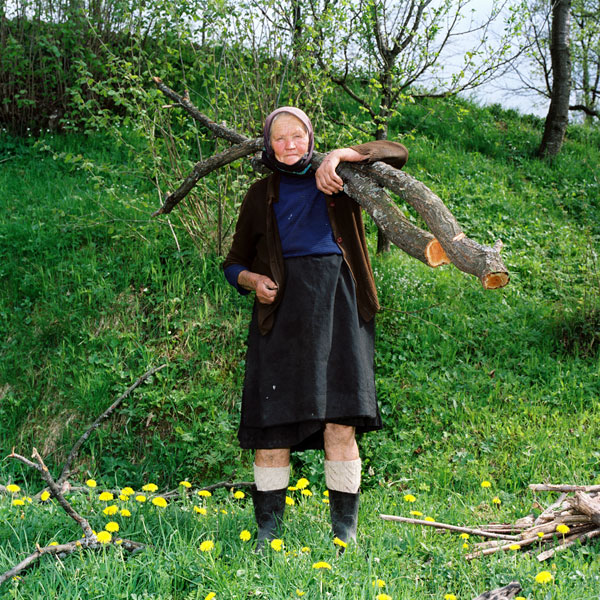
(223, 107), (407, 548)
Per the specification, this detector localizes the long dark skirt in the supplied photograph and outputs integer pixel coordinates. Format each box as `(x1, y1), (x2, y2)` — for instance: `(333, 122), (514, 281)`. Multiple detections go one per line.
(238, 254), (381, 451)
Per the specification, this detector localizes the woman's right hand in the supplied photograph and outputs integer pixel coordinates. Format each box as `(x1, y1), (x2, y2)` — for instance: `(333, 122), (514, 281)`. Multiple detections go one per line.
(237, 271), (279, 304)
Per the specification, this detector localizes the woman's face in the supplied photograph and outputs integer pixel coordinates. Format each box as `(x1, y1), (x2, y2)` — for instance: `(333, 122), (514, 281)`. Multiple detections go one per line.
(269, 114), (309, 165)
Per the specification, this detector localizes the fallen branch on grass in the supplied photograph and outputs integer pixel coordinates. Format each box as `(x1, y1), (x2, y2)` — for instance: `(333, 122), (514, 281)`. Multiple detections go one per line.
(152, 78), (509, 289)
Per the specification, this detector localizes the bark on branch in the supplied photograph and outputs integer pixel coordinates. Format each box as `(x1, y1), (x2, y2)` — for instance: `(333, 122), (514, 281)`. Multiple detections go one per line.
(152, 78), (509, 288)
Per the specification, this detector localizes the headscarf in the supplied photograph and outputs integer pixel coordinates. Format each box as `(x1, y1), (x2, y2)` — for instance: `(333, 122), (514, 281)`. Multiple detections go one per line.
(261, 106), (314, 174)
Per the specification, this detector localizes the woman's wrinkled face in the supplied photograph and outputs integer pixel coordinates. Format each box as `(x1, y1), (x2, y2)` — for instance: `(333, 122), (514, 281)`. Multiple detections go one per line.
(269, 114), (309, 165)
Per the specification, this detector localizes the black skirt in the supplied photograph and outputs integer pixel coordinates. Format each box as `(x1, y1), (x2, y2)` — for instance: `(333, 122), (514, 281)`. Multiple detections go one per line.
(238, 254), (381, 451)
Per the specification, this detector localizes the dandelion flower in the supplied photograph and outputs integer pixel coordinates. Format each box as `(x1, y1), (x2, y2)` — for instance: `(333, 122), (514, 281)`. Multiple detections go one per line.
(410, 510), (423, 517)
(535, 570), (553, 584)
(179, 481), (192, 488)
(239, 530), (251, 542)
(492, 497), (501, 505)
(142, 483), (158, 492)
(103, 505), (118, 516)
(40, 491), (51, 502)
(118, 494), (129, 502)
(537, 532), (545, 538)
(312, 561), (332, 570)
(459, 533), (470, 540)
(481, 481), (491, 488)
(200, 540), (215, 552)
(372, 579), (386, 588)
(233, 491), (245, 499)
(286, 496), (295, 506)
(556, 524), (570, 534)
(444, 594), (457, 600)
(198, 490), (212, 497)
(322, 499), (329, 504)
(296, 590), (305, 596)
(204, 593), (216, 600)
(135, 495), (147, 503)
(105, 522), (119, 533)
(96, 531), (112, 544)
(288, 486), (298, 491)
(220, 509), (228, 514)
(152, 497), (168, 508)
(85, 479), (97, 488)
(509, 544), (521, 551)
(425, 516), (435, 522)
(98, 492), (114, 502)
(323, 490), (329, 497)
(12, 499), (25, 506)
(376, 595), (392, 600)
(515, 597), (526, 600)
(301, 546), (311, 553)
(6, 484), (21, 493)
(121, 487), (135, 496)
(296, 478), (309, 489)
(333, 537), (347, 548)
(403, 494), (416, 502)
(462, 543), (469, 550)
(194, 506), (207, 515)
(301, 489), (313, 497)
(120, 509), (131, 517)
(270, 538), (283, 552)
(48, 541), (58, 546)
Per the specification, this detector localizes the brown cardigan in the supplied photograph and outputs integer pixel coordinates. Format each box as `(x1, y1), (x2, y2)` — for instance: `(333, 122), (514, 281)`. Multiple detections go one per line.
(223, 140), (408, 334)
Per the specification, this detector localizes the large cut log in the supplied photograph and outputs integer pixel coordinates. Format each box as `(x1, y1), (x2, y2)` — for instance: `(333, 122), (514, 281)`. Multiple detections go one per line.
(152, 77), (509, 287)
(573, 491), (600, 526)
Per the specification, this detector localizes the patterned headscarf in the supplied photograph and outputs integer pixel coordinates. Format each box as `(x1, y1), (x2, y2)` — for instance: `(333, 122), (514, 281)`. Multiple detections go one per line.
(261, 106), (314, 174)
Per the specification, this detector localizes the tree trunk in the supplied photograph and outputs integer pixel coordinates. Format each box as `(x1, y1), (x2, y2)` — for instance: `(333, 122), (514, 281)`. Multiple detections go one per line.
(538, 0), (572, 157)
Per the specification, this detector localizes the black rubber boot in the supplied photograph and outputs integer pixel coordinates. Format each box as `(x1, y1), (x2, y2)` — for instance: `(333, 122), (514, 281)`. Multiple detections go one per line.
(251, 486), (287, 551)
(328, 489), (359, 546)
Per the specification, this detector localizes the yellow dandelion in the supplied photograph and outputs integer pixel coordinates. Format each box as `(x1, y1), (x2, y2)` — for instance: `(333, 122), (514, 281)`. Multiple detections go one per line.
(115, 539), (123, 545)
(85, 479), (97, 488)
(270, 538), (284, 552)
(323, 490), (329, 497)
(481, 480), (491, 488)
(515, 597), (526, 600)
(509, 544), (521, 551)
(286, 496), (295, 506)
(142, 483), (158, 492)
(312, 561), (332, 570)
(105, 522), (119, 533)
(462, 543), (469, 549)
(492, 496), (501, 505)
(23, 496), (32, 503)
(204, 593), (216, 600)
(296, 478), (309, 489)
(220, 509), (228, 514)
(120, 509), (131, 517)
(121, 487), (135, 496)
(239, 530), (251, 542)
(135, 495), (147, 503)
(198, 490), (212, 497)
(96, 531), (112, 544)
(103, 505), (119, 516)
(459, 533), (470, 540)
(322, 498), (330, 504)
(98, 492), (114, 502)
(6, 484), (21, 493)
(152, 497), (168, 508)
(288, 486), (298, 491)
(194, 506), (207, 515)
(410, 510), (423, 517)
(48, 541), (58, 546)
(179, 481), (192, 488)
(40, 491), (51, 502)
(199, 540), (215, 552)
(233, 490), (245, 499)
(537, 532), (545, 538)
(376, 595), (392, 600)
(300, 489), (313, 497)
(425, 516), (435, 522)
(444, 594), (457, 600)
(119, 494), (130, 502)
(535, 570), (553, 584)
(301, 546), (311, 553)
(403, 494), (416, 502)
(12, 499), (25, 506)
(556, 524), (570, 534)
(296, 590), (305, 597)
(372, 579), (386, 588)
(333, 537), (347, 548)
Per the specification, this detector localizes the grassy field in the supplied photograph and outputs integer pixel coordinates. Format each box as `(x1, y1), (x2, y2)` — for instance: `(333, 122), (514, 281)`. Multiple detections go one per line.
(1, 98), (599, 599)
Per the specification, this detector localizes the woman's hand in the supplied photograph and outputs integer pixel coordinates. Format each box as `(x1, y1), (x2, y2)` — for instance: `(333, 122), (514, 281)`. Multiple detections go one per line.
(237, 271), (279, 304)
(315, 148), (366, 195)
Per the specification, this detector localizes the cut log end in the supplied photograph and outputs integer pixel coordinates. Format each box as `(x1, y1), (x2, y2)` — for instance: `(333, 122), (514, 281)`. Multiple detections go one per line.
(425, 239), (451, 267)
(482, 272), (510, 290)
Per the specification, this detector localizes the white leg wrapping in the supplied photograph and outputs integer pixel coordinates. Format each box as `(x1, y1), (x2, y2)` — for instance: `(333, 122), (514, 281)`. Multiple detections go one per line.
(254, 464), (291, 491)
(324, 459), (362, 494)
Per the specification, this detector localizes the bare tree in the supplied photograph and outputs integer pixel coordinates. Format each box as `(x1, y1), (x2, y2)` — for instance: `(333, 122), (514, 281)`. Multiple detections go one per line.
(539, 0), (573, 157)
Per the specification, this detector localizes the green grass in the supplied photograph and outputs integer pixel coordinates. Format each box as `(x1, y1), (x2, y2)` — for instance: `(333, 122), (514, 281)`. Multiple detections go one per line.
(1, 98), (600, 598)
